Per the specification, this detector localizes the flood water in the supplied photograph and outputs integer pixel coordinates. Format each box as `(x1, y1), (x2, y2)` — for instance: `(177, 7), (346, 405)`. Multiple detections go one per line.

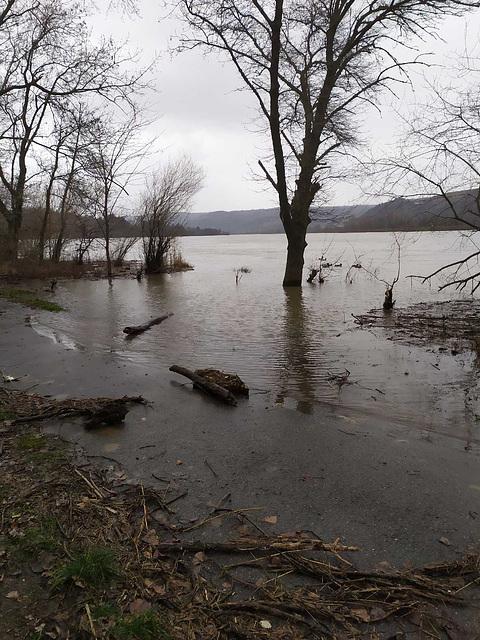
(36, 231), (480, 437)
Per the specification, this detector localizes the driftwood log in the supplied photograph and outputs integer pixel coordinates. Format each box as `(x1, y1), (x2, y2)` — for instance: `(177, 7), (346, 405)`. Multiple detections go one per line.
(123, 313), (173, 335)
(148, 537), (358, 554)
(169, 365), (237, 406)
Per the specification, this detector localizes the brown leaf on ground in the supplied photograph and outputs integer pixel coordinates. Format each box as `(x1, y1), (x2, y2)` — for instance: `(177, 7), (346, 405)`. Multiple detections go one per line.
(129, 599), (151, 614)
(264, 515), (277, 524)
(192, 551), (208, 565)
(153, 585), (166, 596)
(370, 606), (387, 621)
(6, 591), (19, 599)
(351, 608), (370, 622)
(439, 536), (452, 546)
(142, 529), (159, 546)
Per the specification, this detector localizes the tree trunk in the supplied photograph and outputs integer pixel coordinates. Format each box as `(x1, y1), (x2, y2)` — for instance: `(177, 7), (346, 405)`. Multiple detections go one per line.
(282, 224), (308, 287)
(5, 216), (20, 261)
(51, 232), (64, 263)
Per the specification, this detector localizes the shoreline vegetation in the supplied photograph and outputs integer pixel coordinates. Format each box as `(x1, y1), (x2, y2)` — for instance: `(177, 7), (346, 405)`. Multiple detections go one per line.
(0, 255), (194, 282)
(1, 385), (480, 639)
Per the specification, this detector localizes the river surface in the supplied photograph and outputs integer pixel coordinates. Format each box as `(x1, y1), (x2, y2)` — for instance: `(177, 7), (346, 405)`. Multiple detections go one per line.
(34, 231), (480, 438)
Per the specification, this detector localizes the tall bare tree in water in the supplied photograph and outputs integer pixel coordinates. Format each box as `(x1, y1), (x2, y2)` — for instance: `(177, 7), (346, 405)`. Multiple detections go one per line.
(178, 0), (480, 286)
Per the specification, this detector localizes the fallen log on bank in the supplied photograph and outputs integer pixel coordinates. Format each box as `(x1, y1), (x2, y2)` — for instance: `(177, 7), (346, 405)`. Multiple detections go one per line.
(123, 313), (173, 336)
(149, 536), (358, 554)
(169, 365), (237, 406)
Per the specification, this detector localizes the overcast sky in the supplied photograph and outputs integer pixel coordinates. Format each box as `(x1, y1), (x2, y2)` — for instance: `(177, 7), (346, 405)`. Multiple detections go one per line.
(94, 1), (480, 213)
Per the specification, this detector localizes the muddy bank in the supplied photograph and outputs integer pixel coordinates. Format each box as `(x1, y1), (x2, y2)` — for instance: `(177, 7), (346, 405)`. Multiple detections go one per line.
(1, 296), (480, 570)
(3, 406), (480, 639)
(355, 298), (480, 353)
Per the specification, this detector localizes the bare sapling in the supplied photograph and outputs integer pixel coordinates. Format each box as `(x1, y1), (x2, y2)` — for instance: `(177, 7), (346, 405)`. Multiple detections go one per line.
(307, 237), (345, 284)
(140, 157), (204, 273)
(111, 237), (138, 267)
(349, 234), (402, 309)
(234, 266), (251, 285)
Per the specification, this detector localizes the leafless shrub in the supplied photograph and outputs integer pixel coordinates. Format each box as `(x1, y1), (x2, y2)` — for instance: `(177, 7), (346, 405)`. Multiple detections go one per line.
(140, 157), (204, 273)
(111, 237), (138, 267)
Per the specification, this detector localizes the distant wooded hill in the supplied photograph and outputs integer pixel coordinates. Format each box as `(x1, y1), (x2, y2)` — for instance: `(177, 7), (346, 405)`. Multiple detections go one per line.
(187, 189), (479, 234)
(16, 189), (478, 240)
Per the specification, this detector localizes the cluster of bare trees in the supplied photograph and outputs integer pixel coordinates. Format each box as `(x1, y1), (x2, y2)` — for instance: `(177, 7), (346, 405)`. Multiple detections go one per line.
(0, 0), (152, 263)
(178, 0), (480, 287)
(3, 0), (480, 289)
(0, 0), (203, 275)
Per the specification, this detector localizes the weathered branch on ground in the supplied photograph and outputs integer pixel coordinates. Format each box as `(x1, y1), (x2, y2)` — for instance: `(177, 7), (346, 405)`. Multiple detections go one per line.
(11, 395), (146, 424)
(169, 365), (237, 406)
(123, 313), (173, 335)
(150, 536), (358, 554)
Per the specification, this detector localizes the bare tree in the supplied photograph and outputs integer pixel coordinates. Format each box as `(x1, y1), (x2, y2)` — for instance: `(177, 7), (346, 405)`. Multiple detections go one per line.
(72, 214), (96, 265)
(83, 114), (152, 278)
(140, 157), (204, 273)
(35, 102), (96, 261)
(380, 66), (480, 294)
(178, 0), (480, 286)
(0, 0), (152, 261)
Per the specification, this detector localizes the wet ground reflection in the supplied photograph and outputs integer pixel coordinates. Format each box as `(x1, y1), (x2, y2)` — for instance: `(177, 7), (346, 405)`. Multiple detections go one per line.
(36, 231), (480, 435)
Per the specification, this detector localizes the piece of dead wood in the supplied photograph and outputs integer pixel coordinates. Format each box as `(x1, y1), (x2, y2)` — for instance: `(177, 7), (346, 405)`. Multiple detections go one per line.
(12, 395), (146, 424)
(169, 365), (237, 406)
(152, 536), (358, 554)
(123, 313), (173, 336)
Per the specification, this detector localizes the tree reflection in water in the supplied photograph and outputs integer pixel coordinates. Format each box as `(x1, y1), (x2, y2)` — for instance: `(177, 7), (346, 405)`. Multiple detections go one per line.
(277, 288), (318, 415)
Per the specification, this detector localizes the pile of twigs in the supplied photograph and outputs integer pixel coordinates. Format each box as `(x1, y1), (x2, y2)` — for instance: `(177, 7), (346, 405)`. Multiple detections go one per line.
(0, 386), (146, 424)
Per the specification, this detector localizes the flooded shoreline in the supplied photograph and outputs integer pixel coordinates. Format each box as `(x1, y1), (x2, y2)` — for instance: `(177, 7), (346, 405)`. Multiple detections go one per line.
(25, 230), (480, 437)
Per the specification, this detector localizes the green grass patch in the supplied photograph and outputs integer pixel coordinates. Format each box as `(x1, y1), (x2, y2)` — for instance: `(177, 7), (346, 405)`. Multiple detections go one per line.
(16, 431), (46, 451)
(52, 547), (120, 588)
(0, 287), (64, 312)
(25, 449), (67, 468)
(0, 409), (17, 420)
(8, 517), (59, 557)
(91, 603), (171, 640)
(93, 601), (118, 620)
(0, 480), (12, 501)
(25, 633), (46, 640)
(22, 518), (58, 552)
(112, 609), (171, 640)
